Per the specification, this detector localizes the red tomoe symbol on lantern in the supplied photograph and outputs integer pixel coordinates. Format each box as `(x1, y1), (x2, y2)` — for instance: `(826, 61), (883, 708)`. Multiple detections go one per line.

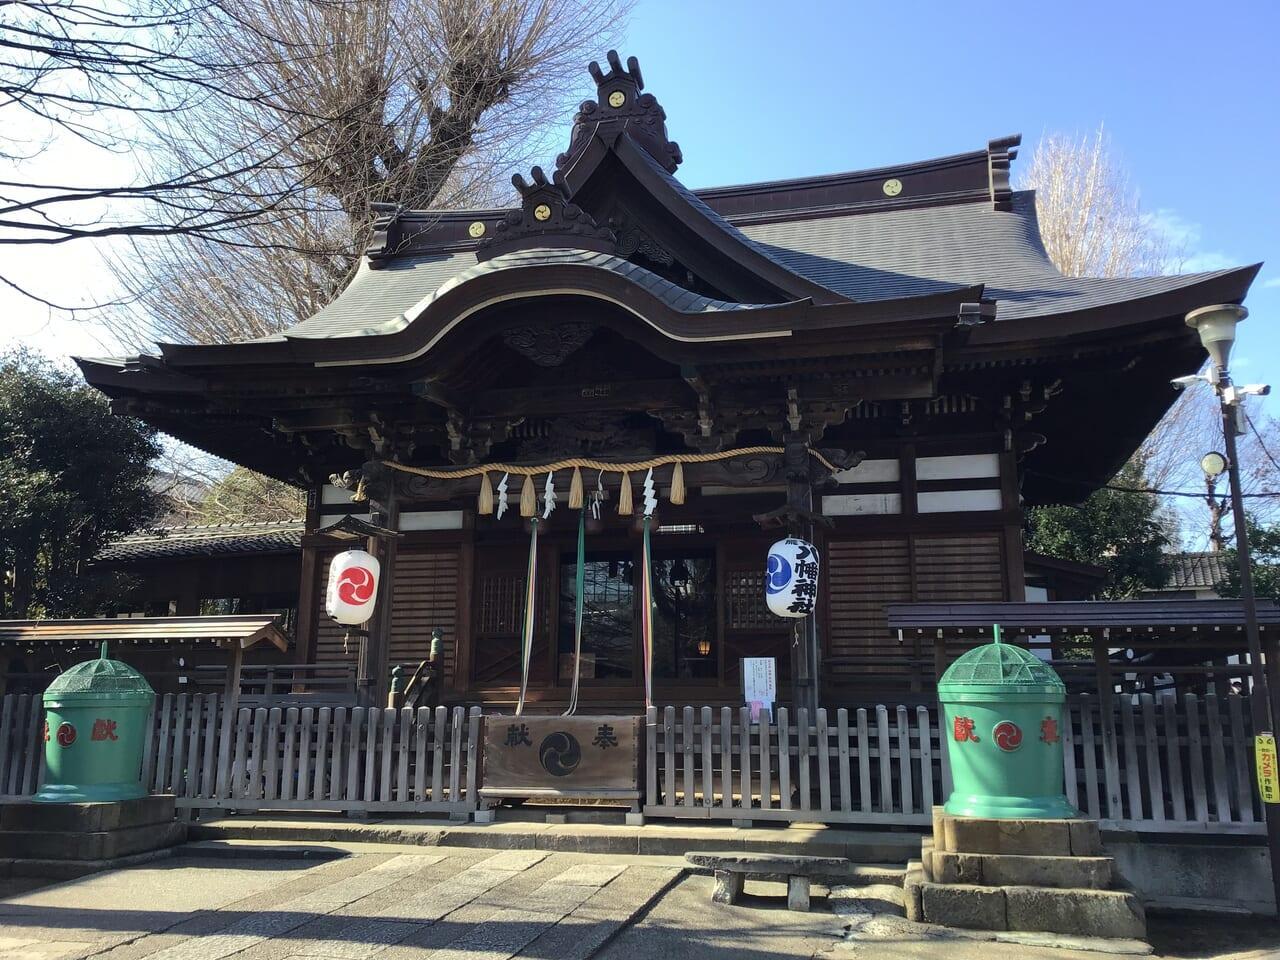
(336, 567), (375, 605)
(56, 722), (76, 747)
(993, 720), (1022, 752)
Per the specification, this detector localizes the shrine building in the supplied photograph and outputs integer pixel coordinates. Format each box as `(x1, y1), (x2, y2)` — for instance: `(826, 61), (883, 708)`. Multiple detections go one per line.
(78, 52), (1261, 713)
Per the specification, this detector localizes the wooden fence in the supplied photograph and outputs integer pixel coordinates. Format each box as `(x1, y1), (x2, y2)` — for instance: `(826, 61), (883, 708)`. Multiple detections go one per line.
(0, 692), (1264, 834)
(0, 693), (481, 817)
(0, 695), (44, 797)
(643, 693), (1265, 834)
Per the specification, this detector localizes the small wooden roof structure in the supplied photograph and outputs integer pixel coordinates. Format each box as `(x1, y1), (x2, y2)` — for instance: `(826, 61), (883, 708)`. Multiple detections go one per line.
(887, 600), (1280, 642)
(0, 615), (289, 653)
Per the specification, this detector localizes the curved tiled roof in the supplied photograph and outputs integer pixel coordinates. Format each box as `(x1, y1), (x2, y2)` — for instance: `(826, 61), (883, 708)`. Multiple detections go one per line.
(738, 191), (1249, 322)
(95, 521), (303, 563)
(274, 247), (759, 343)
(246, 187), (1253, 344)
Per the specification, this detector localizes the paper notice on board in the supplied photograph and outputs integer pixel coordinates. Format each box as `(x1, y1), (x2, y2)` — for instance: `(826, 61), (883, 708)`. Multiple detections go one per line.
(743, 657), (777, 722)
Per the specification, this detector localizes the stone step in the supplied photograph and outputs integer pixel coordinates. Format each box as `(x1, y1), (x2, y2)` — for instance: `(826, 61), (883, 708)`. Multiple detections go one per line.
(0, 795), (176, 833)
(914, 878), (1146, 940)
(0, 820), (187, 861)
(189, 817), (924, 862)
(930, 849), (1114, 890)
(0, 846), (176, 880)
(181, 840), (350, 862)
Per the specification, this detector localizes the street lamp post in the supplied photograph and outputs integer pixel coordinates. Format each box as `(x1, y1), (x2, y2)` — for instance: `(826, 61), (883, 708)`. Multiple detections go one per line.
(1185, 303), (1280, 910)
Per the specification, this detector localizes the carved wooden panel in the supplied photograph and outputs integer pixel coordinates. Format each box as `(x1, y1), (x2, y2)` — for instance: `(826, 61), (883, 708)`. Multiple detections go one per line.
(480, 714), (642, 798)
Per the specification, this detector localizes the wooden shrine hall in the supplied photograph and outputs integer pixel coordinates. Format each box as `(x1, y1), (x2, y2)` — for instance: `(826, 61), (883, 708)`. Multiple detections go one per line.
(79, 51), (1261, 714)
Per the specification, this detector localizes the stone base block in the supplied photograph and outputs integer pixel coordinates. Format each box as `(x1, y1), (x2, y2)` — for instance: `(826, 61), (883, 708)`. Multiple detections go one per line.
(935, 814), (1103, 857)
(0, 795), (175, 834)
(0, 820), (186, 861)
(940, 815), (1073, 856)
(712, 870), (743, 904)
(903, 861), (925, 922)
(932, 850), (1114, 889)
(915, 878), (1146, 940)
(920, 881), (1007, 930)
(1004, 883), (1146, 940)
(787, 875), (811, 911)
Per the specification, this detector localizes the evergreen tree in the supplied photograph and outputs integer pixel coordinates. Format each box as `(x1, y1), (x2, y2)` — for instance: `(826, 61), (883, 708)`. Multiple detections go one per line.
(1213, 518), (1280, 603)
(1026, 458), (1171, 599)
(0, 352), (160, 617)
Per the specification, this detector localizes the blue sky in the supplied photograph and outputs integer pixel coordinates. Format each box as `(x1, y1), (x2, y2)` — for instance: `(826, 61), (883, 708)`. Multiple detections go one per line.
(5, 0), (1277, 369)
(617, 0), (1279, 371)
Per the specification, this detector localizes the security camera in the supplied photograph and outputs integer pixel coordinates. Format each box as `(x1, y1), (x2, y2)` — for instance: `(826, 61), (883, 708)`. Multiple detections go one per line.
(1239, 384), (1272, 397)
(1170, 374), (1206, 390)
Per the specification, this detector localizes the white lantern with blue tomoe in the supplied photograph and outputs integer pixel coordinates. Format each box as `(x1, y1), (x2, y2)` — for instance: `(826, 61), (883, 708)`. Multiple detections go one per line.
(765, 537), (820, 618)
(325, 549), (381, 626)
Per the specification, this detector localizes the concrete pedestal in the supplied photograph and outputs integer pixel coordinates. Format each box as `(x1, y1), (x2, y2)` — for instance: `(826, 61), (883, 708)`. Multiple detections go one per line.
(0, 795), (186, 878)
(903, 813), (1146, 942)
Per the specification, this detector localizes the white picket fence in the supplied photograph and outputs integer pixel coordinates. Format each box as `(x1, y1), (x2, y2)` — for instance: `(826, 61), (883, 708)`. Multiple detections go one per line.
(0, 693), (482, 817)
(643, 693), (1265, 834)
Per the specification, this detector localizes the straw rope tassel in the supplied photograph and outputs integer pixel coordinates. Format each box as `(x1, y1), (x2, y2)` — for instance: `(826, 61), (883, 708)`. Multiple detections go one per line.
(568, 466), (584, 509)
(669, 460), (685, 505)
(519, 474), (537, 518)
(617, 470), (633, 516)
(478, 472), (494, 515)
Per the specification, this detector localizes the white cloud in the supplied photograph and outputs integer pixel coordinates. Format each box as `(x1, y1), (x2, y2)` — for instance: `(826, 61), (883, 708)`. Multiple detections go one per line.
(1144, 208), (1238, 274)
(1262, 277), (1280, 289)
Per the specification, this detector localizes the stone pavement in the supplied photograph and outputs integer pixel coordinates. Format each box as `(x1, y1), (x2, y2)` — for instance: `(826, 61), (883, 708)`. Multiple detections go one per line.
(0, 844), (1276, 960)
(0, 848), (680, 960)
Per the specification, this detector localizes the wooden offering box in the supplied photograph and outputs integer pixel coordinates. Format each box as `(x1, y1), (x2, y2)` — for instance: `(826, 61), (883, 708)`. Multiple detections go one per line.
(480, 714), (642, 806)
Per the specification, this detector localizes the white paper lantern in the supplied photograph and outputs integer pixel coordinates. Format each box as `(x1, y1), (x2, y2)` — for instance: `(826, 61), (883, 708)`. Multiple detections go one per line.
(765, 537), (820, 618)
(325, 549), (381, 626)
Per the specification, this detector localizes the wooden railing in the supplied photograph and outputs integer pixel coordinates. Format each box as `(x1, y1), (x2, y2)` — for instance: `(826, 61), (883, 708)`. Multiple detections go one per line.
(644, 693), (1265, 834)
(0, 693), (480, 818)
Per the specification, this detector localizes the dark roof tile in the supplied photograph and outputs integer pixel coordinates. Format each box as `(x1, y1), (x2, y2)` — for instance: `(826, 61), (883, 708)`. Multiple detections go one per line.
(95, 521), (303, 563)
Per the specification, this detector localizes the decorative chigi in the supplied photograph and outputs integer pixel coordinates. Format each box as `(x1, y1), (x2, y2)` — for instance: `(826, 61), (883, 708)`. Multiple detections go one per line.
(325, 549), (381, 626)
(765, 537), (820, 618)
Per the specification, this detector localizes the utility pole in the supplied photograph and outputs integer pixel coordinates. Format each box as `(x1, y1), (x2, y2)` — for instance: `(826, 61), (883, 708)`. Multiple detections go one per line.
(1185, 303), (1280, 912)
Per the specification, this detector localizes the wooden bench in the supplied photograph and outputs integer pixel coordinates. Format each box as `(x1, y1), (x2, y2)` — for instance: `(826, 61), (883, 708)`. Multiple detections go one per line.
(684, 852), (853, 911)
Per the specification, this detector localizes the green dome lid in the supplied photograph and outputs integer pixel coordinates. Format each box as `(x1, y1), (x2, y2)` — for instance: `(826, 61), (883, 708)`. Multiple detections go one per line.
(45, 643), (154, 697)
(939, 641), (1064, 690)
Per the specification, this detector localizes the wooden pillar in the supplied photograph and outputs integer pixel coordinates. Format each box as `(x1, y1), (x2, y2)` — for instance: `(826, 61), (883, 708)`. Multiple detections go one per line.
(999, 448), (1026, 602)
(223, 640), (244, 712)
(358, 488), (398, 708)
(453, 524), (475, 698)
(933, 630), (948, 688)
(1093, 629), (1122, 818)
(293, 486), (321, 673)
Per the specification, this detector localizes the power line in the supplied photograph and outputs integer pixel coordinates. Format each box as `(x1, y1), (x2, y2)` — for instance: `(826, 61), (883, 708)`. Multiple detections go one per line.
(1026, 470), (1280, 500)
(1244, 408), (1280, 476)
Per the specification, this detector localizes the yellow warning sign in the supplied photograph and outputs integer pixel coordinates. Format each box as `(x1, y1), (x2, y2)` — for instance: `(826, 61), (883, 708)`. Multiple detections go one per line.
(1257, 734), (1280, 804)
